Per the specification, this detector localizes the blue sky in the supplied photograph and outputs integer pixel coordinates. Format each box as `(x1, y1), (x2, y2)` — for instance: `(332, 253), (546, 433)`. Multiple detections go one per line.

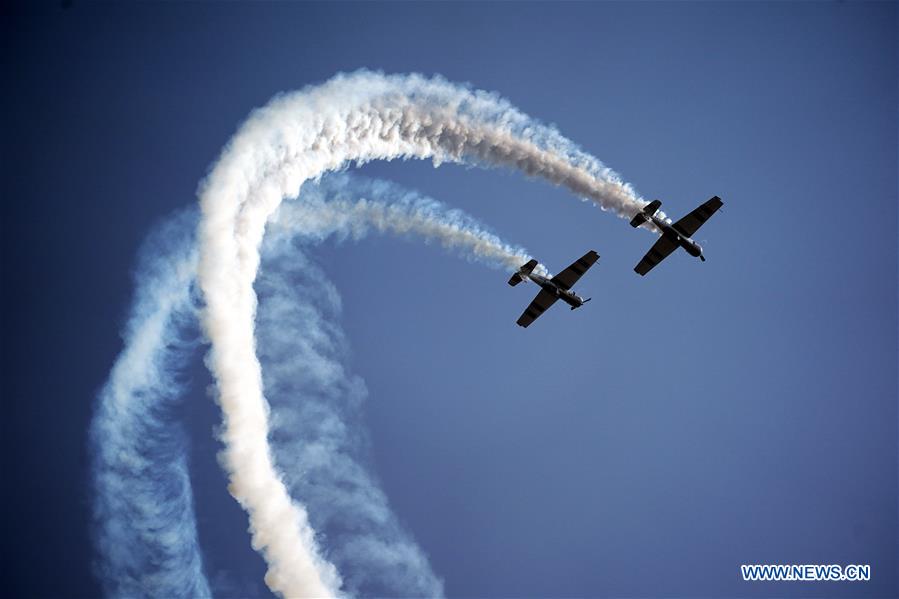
(3, 2), (896, 597)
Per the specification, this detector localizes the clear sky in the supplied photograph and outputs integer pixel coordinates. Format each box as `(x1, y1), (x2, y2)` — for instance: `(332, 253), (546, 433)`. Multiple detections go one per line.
(3, 2), (897, 597)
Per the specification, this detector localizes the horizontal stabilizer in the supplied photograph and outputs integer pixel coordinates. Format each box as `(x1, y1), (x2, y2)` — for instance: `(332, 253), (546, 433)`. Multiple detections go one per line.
(630, 213), (647, 228)
(519, 259), (538, 275)
(644, 199), (662, 215)
(630, 200), (661, 227)
(508, 258), (537, 286)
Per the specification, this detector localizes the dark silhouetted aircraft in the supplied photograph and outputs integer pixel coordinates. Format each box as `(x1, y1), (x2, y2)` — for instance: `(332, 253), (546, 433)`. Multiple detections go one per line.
(508, 250), (599, 328)
(630, 196), (723, 275)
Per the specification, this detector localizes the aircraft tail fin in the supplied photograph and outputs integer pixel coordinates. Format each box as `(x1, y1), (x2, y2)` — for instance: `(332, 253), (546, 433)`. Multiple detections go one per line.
(630, 199), (662, 227)
(508, 259), (538, 286)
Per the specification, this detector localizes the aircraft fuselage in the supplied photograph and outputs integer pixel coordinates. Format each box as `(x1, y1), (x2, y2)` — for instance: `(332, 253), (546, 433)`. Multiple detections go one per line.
(649, 214), (705, 261)
(525, 273), (589, 308)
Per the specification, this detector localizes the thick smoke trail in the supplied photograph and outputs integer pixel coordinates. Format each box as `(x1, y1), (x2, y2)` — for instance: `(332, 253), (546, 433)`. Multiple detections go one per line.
(92, 175), (534, 597)
(197, 70), (647, 597)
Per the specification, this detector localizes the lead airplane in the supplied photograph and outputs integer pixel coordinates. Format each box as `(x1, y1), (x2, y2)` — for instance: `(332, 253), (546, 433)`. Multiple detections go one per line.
(508, 250), (599, 328)
(630, 196), (723, 276)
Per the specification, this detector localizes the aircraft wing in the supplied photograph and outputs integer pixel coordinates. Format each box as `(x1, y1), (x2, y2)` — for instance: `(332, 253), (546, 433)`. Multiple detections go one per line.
(516, 289), (559, 328)
(672, 196), (723, 238)
(550, 250), (600, 290)
(634, 235), (678, 276)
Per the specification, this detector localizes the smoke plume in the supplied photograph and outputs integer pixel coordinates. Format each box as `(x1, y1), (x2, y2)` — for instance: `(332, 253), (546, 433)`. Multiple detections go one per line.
(92, 174), (539, 597)
(195, 70), (646, 596)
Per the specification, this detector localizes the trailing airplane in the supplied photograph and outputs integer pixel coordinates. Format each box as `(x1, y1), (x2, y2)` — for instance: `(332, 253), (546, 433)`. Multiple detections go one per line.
(630, 196), (723, 275)
(508, 250), (599, 328)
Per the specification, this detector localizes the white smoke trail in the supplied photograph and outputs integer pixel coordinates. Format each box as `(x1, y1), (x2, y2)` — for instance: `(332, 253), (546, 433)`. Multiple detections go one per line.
(256, 249), (436, 598)
(197, 70), (647, 597)
(262, 175), (540, 597)
(91, 175), (536, 597)
(268, 174), (543, 275)
(90, 210), (210, 599)
(262, 175), (544, 597)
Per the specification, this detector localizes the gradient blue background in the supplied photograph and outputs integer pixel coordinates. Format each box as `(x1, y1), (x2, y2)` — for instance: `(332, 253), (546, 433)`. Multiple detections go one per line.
(2, 2), (896, 597)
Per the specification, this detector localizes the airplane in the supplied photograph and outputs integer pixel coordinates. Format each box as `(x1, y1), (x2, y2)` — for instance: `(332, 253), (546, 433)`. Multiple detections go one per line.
(508, 250), (599, 328)
(630, 196), (723, 276)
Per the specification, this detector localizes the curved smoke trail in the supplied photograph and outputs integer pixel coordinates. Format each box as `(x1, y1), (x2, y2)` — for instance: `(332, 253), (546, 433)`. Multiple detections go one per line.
(91, 174), (538, 597)
(196, 70), (647, 597)
(90, 209), (208, 599)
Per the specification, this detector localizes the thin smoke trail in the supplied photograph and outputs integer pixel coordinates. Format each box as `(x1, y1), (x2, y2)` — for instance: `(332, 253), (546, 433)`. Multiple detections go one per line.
(267, 174), (545, 276)
(256, 250), (435, 598)
(262, 175), (546, 597)
(196, 70), (649, 597)
(91, 175), (535, 597)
